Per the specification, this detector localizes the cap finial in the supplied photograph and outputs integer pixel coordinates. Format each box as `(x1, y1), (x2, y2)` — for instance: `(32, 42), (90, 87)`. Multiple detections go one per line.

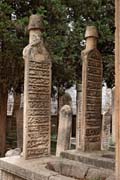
(28, 14), (44, 31)
(85, 26), (98, 39)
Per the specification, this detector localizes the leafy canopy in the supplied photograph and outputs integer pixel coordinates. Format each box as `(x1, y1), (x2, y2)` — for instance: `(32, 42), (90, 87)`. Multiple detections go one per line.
(0, 0), (115, 94)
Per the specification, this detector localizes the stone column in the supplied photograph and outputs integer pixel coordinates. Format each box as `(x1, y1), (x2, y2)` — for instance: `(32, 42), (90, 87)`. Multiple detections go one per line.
(115, 0), (120, 179)
(112, 87), (115, 144)
(80, 26), (102, 151)
(76, 84), (82, 149)
(23, 15), (51, 159)
(56, 105), (72, 157)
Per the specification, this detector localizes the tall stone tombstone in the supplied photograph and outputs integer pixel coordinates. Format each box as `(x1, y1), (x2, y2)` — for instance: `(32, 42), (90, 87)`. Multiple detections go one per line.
(76, 84), (82, 149)
(23, 15), (51, 159)
(80, 26), (102, 151)
(115, 0), (120, 179)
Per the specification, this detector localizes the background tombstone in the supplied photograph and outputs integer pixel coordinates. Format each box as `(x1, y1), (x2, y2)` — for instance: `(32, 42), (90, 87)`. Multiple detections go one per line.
(76, 84), (82, 149)
(59, 92), (72, 110)
(80, 26), (102, 151)
(101, 109), (112, 150)
(101, 85), (112, 150)
(56, 105), (72, 157)
(16, 108), (23, 149)
(23, 15), (51, 159)
(112, 87), (115, 144)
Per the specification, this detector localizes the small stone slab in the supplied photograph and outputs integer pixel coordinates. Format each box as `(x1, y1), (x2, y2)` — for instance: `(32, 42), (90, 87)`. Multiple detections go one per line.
(46, 159), (89, 179)
(49, 175), (75, 180)
(86, 168), (113, 180)
(0, 156), (57, 180)
(61, 150), (115, 170)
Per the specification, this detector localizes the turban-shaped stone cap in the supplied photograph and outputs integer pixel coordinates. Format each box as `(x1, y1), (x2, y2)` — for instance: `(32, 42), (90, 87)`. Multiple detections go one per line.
(85, 26), (98, 39)
(28, 14), (44, 31)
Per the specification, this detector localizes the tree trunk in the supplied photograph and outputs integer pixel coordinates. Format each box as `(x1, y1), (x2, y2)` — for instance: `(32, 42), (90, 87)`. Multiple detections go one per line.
(0, 83), (8, 156)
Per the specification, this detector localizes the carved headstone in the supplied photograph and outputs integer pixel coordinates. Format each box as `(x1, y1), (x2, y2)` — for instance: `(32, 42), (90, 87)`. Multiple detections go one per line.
(80, 26), (102, 151)
(23, 15), (51, 159)
(56, 105), (72, 156)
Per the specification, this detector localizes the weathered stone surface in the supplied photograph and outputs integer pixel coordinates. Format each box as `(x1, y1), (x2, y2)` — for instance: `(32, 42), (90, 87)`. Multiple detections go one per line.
(56, 105), (72, 157)
(5, 148), (21, 157)
(80, 26), (102, 151)
(76, 84), (82, 149)
(112, 87), (115, 144)
(23, 14), (51, 159)
(106, 175), (115, 180)
(0, 156), (115, 180)
(0, 171), (25, 180)
(59, 93), (72, 111)
(101, 110), (112, 150)
(0, 156), (58, 180)
(49, 175), (75, 180)
(16, 109), (23, 149)
(115, 1), (120, 179)
(60, 150), (115, 170)
(46, 159), (89, 179)
(86, 168), (113, 180)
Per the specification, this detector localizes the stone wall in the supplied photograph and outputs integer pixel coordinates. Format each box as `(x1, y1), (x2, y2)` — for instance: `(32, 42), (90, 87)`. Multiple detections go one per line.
(0, 170), (25, 180)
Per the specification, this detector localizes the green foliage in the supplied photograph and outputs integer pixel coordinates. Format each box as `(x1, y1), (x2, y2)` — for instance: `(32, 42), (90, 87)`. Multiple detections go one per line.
(62, 0), (115, 87)
(0, 0), (115, 93)
(0, 1), (24, 91)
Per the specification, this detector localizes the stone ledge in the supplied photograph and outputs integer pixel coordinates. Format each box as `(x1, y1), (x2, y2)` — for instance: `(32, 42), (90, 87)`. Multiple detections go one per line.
(0, 156), (75, 180)
(46, 158), (114, 180)
(0, 155), (115, 180)
(61, 150), (115, 170)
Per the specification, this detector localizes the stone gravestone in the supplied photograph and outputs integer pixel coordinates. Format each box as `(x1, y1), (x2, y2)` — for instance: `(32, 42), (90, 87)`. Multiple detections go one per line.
(23, 15), (51, 159)
(112, 87), (115, 144)
(80, 26), (102, 151)
(59, 92), (72, 111)
(101, 110), (112, 150)
(76, 84), (82, 149)
(16, 108), (23, 149)
(56, 105), (72, 157)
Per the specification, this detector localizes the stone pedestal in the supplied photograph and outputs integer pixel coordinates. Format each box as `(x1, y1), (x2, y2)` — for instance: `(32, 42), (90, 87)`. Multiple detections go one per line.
(80, 26), (102, 151)
(23, 15), (51, 159)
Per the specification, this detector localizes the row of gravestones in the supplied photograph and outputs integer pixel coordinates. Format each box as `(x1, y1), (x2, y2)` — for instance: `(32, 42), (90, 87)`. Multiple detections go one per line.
(6, 14), (114, 159)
